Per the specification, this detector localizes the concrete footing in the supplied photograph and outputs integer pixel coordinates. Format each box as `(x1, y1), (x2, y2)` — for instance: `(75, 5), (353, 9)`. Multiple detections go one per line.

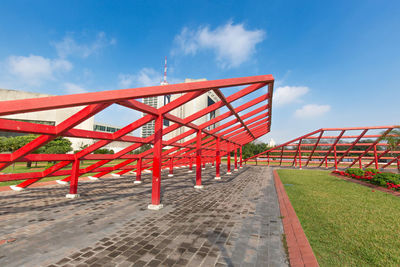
(10, 185), (24, 191)
(214, 176), (221, 180)
(66, 194), (80, 199)
(168, 174), (174, 177)
(56, 180), (69, 185)
(234, 168), (238, 172)
(148, 204), (164, 210)
(194, 185), (204, 189)
(226, 172), (232, 175)
(134, 180), (142, 184)
(111, 173), (121, 177)
(88, 176), (99, 180)
(188, 170), (193, 173)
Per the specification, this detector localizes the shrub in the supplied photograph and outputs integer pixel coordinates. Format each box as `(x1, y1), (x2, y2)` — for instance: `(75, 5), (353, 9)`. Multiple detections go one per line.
(364, 168), (379, 174)
(371, 173), (400, 187)
(345, 168), (365, 177)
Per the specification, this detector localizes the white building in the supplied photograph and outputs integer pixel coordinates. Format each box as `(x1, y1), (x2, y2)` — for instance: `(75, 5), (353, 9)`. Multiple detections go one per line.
(0, 89), (127, 152)
(141, 78), (220, 144)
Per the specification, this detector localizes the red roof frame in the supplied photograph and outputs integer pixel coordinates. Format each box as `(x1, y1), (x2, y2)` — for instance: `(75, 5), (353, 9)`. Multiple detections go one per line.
(0, 75), (274, 207)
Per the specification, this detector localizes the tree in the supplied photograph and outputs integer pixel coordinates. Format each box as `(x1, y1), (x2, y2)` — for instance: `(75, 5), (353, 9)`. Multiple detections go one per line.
(379, 128), (400, 158)
(0, 135), (72, 167)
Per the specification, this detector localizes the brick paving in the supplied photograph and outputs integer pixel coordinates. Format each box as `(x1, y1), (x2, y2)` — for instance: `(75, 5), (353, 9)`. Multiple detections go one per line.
(0, 165), (288, 267)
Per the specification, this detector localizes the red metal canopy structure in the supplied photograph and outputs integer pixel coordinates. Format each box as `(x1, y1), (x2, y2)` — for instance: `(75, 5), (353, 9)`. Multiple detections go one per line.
(245, 126), (400, 171)
(0, 75), (274, 208)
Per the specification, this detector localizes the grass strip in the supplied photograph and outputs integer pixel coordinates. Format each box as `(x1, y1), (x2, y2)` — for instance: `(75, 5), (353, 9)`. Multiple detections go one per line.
(277, 169), (400, 266)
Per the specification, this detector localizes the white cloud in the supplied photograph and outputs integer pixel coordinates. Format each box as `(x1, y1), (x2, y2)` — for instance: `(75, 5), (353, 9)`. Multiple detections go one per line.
(273, 86), (309, 106)
(173, 21), (265, 68)
(118, 68), (161, 88)
(64, 82), (88, 94)
(53, 32), (116, 58)
(7, 54), (72, 85)
(295, 104), (331, 118)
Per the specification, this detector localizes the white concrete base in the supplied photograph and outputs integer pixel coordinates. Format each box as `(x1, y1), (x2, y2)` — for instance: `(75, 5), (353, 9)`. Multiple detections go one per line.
(240, 166), (243, 169)
(134, 180), (142, 184)
(10, 185), (24, 191)
(202, 168), (205, 170)
(299, 168), (302, 170)
(66, 194), (80, 199)
(188, 170), (193, 173)
(143, 170), (151, 173)
(168, 174), (174, 177)
(148, 204), (164, 210)
(194, 185), (204, 189)
(215, 176), (221, 180)
(88, 176), (99, 180)
(226, 172), (232, 175)
(234, 168), (238, 172)
(56, 180), (69, 185)
(111, 173), (120, 177)
(175, 167), (180, 169)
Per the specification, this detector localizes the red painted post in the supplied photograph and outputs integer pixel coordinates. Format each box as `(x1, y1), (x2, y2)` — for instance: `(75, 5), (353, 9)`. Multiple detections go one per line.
(66, 157), (80, 198)
(135, 158), (142, 184)
(325, 156), (328, 168)
(267, 152), (270, 166)
(188, 157), (193, 173)
(334, 145), (338, 171)
(397, 158), (400, 171)
(202, 161), (206, 170)
(149, 114), (163, 209)
(359, 157), (362, 169)
(169, 157), (174, 177)
(234, 146), (238, 171)
(195, 129), (203, 188)
(299, 146), (302, 169)
(227, 142), (231, 174)
(215, 137), (221, 179)
(240, 146), (243, 168)
(374, 145), (379, 170)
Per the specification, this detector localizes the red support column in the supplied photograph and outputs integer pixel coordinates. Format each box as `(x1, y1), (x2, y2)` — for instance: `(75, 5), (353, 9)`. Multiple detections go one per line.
(188, 157), (193, 173)
(215, 137), (221, 180)
(202, 161), (206, 170)
(267, 152), (270, 166)
(374, 145), (379, 170)
(149, 114), (163, 210)
(135, 158), (142, 184)
(66, 157), (80, 199)
(325, 156), (328, 168)
(168, 157), (174, 177)
(234, 146), (238, 171)
(195, 129), (203, 188)
(227, 142), (232, 174)
(240, 146), (243, 168)
(359, 157), (362, 169)
(299, 146), (302, 169)
(334, 145), (338, 171)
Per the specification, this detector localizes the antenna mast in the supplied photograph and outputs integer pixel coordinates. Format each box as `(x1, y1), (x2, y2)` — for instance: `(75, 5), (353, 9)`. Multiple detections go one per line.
(161, 56), (168, 85)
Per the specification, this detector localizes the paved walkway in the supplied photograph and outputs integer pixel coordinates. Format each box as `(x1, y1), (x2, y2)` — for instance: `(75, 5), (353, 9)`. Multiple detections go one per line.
(0, 166), (288, 267)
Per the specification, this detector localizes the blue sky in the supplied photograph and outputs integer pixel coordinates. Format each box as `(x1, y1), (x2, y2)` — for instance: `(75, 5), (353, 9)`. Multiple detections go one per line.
(0, 1), (399, 143)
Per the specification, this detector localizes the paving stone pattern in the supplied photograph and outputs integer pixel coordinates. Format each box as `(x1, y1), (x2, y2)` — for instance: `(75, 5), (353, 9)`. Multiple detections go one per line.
(0, 166), (288, 267)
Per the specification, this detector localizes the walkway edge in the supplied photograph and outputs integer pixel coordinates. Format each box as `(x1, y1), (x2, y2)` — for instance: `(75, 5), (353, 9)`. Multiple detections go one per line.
(273, 169), (319, 267)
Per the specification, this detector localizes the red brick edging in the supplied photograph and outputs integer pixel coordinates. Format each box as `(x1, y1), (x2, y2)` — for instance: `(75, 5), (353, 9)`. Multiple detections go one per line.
(273, 169), (319, 267)
(330, 173), (400, 197)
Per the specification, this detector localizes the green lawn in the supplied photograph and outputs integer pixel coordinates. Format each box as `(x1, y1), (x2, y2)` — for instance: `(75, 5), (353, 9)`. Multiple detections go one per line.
(0, 160), (126, 187)
(277, 169), (400, 266)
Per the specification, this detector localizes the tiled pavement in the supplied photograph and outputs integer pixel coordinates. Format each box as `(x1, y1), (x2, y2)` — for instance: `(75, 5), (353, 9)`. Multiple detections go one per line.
(0, 166), (288, 267)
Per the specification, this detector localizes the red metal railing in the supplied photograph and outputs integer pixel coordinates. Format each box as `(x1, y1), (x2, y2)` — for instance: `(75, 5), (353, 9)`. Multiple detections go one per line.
(0, 75), (274, 207)
(245, 126), (400, 171)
